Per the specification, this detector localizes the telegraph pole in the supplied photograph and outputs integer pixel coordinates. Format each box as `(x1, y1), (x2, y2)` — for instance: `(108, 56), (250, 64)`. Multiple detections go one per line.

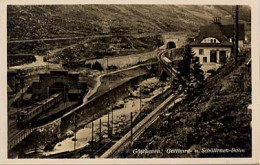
(17, 98), (19, 114)
(46, 43), (49, 71)
(63, 86), (66, 102)
(130, 112), (133, 142)
(91, 121), (94, 156)
(111, 107), (113, 137)
(139, 86), (142, 117)
(233, 5), (239, 67)
(107, 108), (110, 138)
(106, 57), (109, 70)
(74, 112), (77, 153)
(99, 118), (102, 146)
(20, 77), (24, 111)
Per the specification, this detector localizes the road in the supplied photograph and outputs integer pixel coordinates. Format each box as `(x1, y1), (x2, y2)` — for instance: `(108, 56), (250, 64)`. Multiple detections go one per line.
(84, 62), (156, 102)
(7, 33), (163, 43)
(7, 36), (87, 43)
(9, 55), (60, 70)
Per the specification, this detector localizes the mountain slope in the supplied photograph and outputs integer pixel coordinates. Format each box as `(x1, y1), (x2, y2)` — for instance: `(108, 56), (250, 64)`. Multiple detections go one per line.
(7, 5), (251, 40)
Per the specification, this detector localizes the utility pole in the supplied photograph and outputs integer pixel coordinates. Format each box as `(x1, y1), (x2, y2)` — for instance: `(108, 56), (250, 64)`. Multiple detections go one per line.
(139, 86), (142, 118)
(46, 43), (49, 71)
(21, 78), (24, 111)
(107, 108), (110, 138)
(34, 130), (38, 153)
(17, 98), (19, 117)
(74, 112), (77, 154)
(91, 121), (94, 157)
(170, 73), (173, 89)
(233, 5), (239, 67)
(106, 57), (109, 70)
(46, 87), (49, 98)
(78, 87), (80, 100)
(14, 75), (17, 92)
(130, 112), (133, 142)
(111, 107), (113, 137)
(99, 118), (102, 147)
(63, 86), (66, 102)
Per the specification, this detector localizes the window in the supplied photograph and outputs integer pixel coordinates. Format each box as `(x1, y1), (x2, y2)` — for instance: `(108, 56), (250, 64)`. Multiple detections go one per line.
(201, 37), (220, 44)
(203, 57), (207, 63)
(210, 50), (217, 63)
(219, 51), (227, 64)
(210, 39), (217, 43)
(199, 49), (204, 55)
(194, 57), (200, 63)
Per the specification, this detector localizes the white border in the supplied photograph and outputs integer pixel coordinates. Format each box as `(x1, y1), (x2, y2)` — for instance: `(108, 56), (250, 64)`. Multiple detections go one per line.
(0, 0), (259, 164)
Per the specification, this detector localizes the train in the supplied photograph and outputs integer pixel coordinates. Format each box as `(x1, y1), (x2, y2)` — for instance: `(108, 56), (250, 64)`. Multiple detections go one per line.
(17, 92), (63, 125)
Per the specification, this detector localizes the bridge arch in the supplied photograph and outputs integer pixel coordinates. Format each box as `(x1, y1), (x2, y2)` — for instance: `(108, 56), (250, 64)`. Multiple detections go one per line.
(167, 41), (176, 49)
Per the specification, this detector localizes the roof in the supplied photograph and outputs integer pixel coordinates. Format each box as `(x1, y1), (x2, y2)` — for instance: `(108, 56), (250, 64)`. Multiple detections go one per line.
(190, 23), (233, 47)
(220, 24), (245, 40)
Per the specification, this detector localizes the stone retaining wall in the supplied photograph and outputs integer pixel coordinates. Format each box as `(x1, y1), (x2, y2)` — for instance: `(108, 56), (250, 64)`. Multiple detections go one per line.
(85, 50), (157, 68)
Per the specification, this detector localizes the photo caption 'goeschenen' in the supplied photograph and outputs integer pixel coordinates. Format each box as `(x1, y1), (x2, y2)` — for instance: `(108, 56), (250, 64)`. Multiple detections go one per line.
(132, 148), (245, 155)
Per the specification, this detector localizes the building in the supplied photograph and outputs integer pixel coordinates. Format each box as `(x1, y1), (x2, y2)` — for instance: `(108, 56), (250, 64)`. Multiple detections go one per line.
(190, 17), (246, 72)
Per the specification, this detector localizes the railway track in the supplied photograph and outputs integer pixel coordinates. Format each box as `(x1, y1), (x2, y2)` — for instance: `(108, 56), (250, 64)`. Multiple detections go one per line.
(100, 91), (181, 158)
(99, 49), (182, 158)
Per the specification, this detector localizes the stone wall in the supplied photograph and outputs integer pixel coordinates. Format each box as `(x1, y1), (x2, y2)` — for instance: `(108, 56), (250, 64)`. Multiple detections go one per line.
(59, 72), (149, 135)
(85, 50), (158, 69)
(34, 72), (149, 144)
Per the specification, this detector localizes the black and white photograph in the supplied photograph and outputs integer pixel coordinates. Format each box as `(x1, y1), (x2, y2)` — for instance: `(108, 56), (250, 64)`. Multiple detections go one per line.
(1, 0), (259, 164)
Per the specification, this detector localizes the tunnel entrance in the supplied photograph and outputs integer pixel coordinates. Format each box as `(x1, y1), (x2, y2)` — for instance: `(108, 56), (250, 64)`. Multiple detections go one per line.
(49, 82), (69, 97)
(167, 41), (176, 49)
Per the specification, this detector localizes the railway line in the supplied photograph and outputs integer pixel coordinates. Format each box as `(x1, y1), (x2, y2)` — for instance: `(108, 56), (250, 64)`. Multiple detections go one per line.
(99, 48), (184, 158)
(100, 90), (182, 158)
(7, 61), (158, 153)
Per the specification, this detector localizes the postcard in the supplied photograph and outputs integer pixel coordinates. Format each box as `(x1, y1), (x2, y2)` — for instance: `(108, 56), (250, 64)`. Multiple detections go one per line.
(0, 0), (259, 164)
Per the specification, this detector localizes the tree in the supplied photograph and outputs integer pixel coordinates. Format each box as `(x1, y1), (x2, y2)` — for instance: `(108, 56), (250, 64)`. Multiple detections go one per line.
(92, 61), (103, 72)
(190, 57), (205, 97)
(179, 45), (205, 100)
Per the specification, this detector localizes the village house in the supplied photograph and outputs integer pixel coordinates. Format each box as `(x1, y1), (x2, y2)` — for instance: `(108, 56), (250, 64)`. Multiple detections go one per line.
(190, 17), (246, 72)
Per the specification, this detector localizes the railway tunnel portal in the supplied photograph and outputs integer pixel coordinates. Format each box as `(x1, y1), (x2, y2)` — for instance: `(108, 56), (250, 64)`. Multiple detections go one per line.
(32, 70), (86, 100)
(158, 34), (187, 89)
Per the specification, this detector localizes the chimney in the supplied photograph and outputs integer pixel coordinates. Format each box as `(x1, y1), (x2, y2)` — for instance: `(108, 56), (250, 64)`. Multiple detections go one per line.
(213, 17), (221, 25)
